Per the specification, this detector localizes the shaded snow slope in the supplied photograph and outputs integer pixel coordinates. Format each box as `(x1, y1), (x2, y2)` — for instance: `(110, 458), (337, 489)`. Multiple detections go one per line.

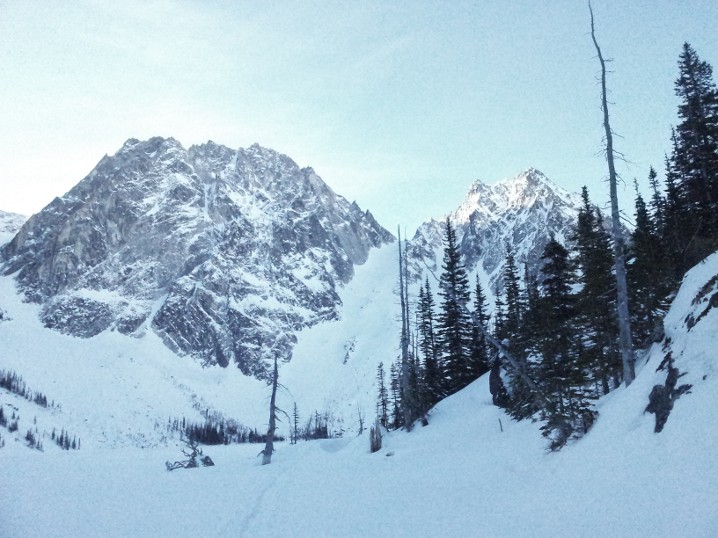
(0, 242), (400, 450)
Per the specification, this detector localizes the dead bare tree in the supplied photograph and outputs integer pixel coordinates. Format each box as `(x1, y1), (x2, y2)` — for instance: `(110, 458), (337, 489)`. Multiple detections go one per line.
(589, 2), (635, 386)
(165, 436), (214, 470)
(261, 355), (280, 465)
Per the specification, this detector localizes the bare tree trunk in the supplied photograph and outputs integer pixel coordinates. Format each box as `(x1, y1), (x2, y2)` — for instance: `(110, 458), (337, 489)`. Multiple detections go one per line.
(589, 2), (635, 386)
(262, 356), (279, 465)
(398, 227), (410, 368)
(477, 321), (548, 408)
(397, 227), (413, 428)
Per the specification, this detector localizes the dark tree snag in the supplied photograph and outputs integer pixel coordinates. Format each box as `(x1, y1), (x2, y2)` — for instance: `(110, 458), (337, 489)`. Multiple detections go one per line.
(261, 355), (279, 465)
(645, 353), (692, 432)
(489, 358), (510, 408)
(370, 417), (382, 453)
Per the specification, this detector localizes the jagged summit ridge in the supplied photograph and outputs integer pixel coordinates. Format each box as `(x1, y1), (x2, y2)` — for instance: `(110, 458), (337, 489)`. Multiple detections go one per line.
(454, 168), (576, 224)
(408, 168), (582, 296)
(1, 137), (393, 375)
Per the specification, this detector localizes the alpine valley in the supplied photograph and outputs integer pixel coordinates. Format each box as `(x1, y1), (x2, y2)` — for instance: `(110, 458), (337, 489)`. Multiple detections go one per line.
(1, 139), (716, 537)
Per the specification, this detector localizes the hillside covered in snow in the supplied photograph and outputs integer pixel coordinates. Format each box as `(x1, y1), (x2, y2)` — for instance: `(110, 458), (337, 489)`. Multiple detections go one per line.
(1, 136), (717, 536)
(1, 249), (717, 537)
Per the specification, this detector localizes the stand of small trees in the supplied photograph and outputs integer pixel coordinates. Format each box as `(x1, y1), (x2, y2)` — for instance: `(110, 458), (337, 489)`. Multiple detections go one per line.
(166, 416), (284, 445)
(0, 369), (53, 408)
(51, 428), (80, 450)
(25, 429), (43, 450)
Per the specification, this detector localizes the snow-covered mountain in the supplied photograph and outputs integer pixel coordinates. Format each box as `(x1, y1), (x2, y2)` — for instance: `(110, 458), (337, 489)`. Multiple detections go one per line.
(0, 162), (589, 444)
(0, 210), (26, 246)
(0, 137), (392, 375)
(0, 211), (25, 322)
(407, 168), (582, 295)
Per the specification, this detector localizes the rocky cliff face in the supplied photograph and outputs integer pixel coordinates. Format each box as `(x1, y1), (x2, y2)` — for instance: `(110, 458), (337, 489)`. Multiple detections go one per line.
(1, 137), (392, 376)
(0, 210), (26, 246)
(407, 168), (582, 296)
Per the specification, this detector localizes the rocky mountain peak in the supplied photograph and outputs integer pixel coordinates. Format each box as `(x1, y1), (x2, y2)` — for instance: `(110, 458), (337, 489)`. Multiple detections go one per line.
(408, 169), (582, 298)
(0, 138), (393, 376)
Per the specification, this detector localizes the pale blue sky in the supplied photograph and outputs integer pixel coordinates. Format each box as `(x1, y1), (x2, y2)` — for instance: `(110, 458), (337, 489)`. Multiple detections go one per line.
(1, 1), (716, 232)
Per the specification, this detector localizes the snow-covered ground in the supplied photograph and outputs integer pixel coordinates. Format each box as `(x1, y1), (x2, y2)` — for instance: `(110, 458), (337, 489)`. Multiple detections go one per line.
(1, 245), (717, 536)
(2, 366), (717, 537)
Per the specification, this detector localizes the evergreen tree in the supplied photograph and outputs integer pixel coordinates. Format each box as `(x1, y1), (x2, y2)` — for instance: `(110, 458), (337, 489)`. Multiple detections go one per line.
(661, 44), (718, 274)
(662, 146), (690, 277)
(493, 292), (506, 339)
(376, 362), (389, 428)
(535, 236), (594, 449)
(649, 165), (666, 235)
(436, 218), (474, 395)
(520, 263), (541, 352)
(469, 275), (491, 381)
(628, 171), (674, 348)
(671, 42), (718, 265)
(502, 245), (523, 344)
(394, 231), (425, 430)
(572, 187), (620, 394)
(291, 402), (299, 445)
(389, 362), (402, 430)
(417, 279), (442, 407)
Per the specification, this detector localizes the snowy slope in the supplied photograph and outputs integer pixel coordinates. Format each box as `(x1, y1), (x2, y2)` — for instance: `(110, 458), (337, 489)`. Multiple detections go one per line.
(1, 164), (717, 536)
(2, 247), (717, 537)
(0, 240), (399, 452)
(2, 244), (717, 538)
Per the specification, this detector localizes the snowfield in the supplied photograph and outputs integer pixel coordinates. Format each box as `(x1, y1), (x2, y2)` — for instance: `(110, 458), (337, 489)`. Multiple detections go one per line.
(1, 246), (717, 537)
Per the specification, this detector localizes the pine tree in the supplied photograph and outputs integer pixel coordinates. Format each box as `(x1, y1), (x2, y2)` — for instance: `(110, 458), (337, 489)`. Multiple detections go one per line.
(521, 262), (541, 352)
(291, 402), (300, 445)
(535, 236), (594, 449)
(572, 187), (620, 394)
(417, 280), (442, 407)
(670, 42), (718, 266)
(502, 245), (523, 344)
(493, 292), (506, 339)
(628, 171), (673, 348)
(662, 146), (690, 277)
(394, 229), (425, 429)
(376, 362), (389, 428)
(436, 218), (474, 395)
(389, 362), (402, 430)
(649, 165), (666, 235)
(469, 275), (491, 381)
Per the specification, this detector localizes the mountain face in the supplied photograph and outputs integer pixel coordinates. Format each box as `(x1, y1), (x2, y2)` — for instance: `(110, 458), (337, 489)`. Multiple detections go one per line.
(0, 211), (25, 322)
(0, 137), (392, 376)
(0, 210), (26, 246)
(407, 168), (582, 295)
